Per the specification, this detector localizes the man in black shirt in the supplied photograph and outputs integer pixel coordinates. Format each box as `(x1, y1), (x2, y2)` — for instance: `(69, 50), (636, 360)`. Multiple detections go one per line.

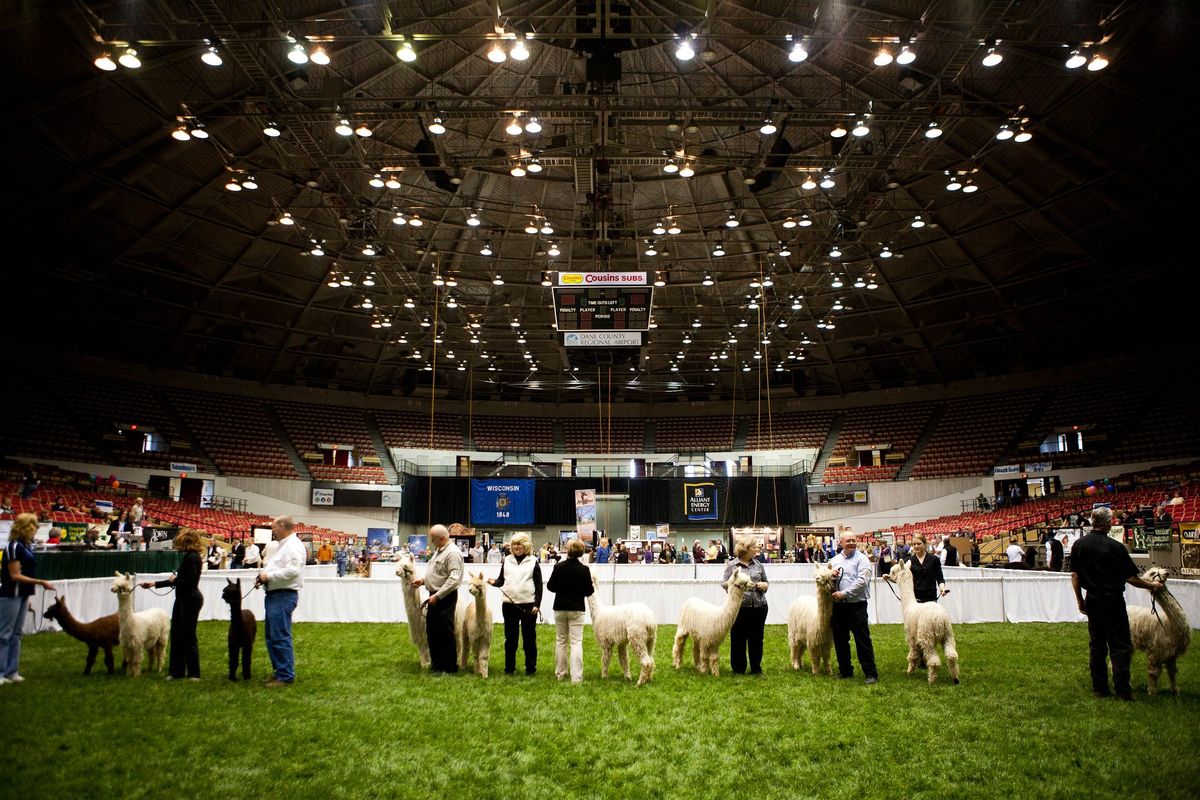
(1070, 507), (1162, 700)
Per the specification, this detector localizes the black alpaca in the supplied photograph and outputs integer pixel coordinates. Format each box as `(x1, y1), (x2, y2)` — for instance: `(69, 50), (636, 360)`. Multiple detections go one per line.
(222, 579), (257, 681)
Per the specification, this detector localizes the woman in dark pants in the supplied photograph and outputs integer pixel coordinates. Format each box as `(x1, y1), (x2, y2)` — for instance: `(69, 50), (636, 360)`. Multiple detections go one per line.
(905, 534), (948, 603)
(141, 530), (205, 680)
(488, 533), (542, 675)
(722, 537), (769, 674)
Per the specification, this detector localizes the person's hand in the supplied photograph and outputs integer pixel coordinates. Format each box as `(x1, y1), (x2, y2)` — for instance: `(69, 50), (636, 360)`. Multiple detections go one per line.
(1077, 598), (1087, 615)
(486, 578), (495, 585)
(939, 587), (950, 597)
(531, 606), (539, 617)
(42, 580), (56, 592)
(410, 578), (424, 588)
(1149, 580), (1165, 592)
(832, 591), (846, 601)
(427, 594), (439, 607)
(257, 571), (269, 585)
(756, 581), (768, 592)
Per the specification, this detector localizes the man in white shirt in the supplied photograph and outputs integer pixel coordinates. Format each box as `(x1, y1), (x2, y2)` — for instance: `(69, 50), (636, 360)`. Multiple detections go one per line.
(410, 524), (464, 673)
(828, 533), (879, 684)
(242, 540), (262, 570)
(1006, 537), (1025, 566)
(257, 515), (307, 686)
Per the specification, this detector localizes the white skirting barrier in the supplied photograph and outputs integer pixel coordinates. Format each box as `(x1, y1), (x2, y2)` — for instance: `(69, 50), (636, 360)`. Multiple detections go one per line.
(25, 564), (1200, 632)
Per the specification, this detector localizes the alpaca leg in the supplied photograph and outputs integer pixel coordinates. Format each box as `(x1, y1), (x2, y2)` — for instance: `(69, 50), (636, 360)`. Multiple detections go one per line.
(229, 642), (239, 681)
(459, 630), (470, 672)
(944, 634), (960, 685)
(789, 636), (801, 671)
(618, 643), (631, 681)
(242, 643), (252, 680)
(129, 649), (143, 678)
(672, 633), (686, 670)
(925, 646), (941, 685)
(103, 645), (115, 675)
(907, 637), (919, 675)
(477, 645), (489, 678)
(693, 639), (704, 673)
(1165, 659), (1178, 695)
(631, 637), (652, 687)
(601, 644), (612, 678)
(709, 646), (720, 677)
(1146, 656), (1160, 696)
(85, 645), (98, 675)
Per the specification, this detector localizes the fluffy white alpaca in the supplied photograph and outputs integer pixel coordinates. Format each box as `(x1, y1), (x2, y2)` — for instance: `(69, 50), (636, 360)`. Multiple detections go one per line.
(887, 561), (960, 684)
(787, 564), (837, 675)
(588, 570), (657, 686)
(110, 572), (170, 678)
(455, 571), (493, 677)
(672, 568), (751, 676)
(395, 555), (431, 668)
(1128, 566), (1191, 696)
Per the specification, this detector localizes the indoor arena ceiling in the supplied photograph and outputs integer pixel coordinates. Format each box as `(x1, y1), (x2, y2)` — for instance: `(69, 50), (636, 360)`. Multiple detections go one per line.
(5, 1), (1191, 402)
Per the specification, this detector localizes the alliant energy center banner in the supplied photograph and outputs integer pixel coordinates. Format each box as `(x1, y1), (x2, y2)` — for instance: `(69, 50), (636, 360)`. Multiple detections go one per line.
(679, 481), (719, 522)
(470, 479), (535, 525)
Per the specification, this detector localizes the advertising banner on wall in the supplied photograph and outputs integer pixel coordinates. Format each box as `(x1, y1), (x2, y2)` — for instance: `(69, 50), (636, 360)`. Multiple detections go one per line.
(993, 464), (1021, 475)
(575, 489), (597, 540)
(1180, 524), (1200, 576)
(312, 488), (335, 506)
(681, 481), (719, 521)
(470, 479), (535, 525)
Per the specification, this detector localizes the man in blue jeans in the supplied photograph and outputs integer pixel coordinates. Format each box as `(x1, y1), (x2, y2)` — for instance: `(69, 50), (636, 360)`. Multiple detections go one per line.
(257, 515), (307, 687)
(828, 533), (879, 685)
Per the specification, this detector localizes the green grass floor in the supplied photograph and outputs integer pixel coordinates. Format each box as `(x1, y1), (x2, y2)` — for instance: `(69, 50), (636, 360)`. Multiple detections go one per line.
(7, 622), (1199, 800)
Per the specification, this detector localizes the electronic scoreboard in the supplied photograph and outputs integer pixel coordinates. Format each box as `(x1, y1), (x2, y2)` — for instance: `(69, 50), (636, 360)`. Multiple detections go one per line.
(553, 272), (653, 333)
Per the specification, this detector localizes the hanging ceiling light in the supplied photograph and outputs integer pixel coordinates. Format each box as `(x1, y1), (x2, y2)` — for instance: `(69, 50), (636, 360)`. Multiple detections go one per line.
(725, 212), (740, 228)
(702, 274), (714, 286)
(945, 173), (963, 191)
(396, 37), (417, 63)
(854, 275), (867, 288)
(223, 175), (241, 191)
(1065, 49), (1087, 69)
(760, 118), (778, 135)
(361, 243), (377, 256)
(278, 211), (295, 226)
(879, 245), (893, 258)
(487, 40), (507, 63)
(675, 35), (695, 61)
(309, 240), (325, 256)
(541, 272), (553, 287)
(524, 116), (542, 133)
(383, 175), (400, 189)
(788, 37), (808, 63)
(334, 119), (354, 136)
(510, 34), (531, 61)
(94, 52), (117, 71)
(961, 178), (979, 193)
(852, 118), (870, 137)
(1087, 52), (1109, 71)
(362, 272), (376, 286)
(201, 45), (223, 66)
(910, 214), (926, 228)
(995, 123), (1014, 141)
(1014, 127), (1033, 143)
(925, 121), (943, 139)
(981, 45), (1003, 67)
(392, 211), (407, 225)
(262, 121), (281, 137)
(644, 240), (658, 256)
(678, 161), (695, 177)
(428, 117), (446, 135)
(830, 121), (847, 138)
(466, 211), (482, 227)
(525, 218), (539, 235)
(505, 116), (523, 136)
(652, 272), (666, 287)
(801, 174), (817, 190)
(540, 221), (554, 235)
(241, 175), (257, 190)
(712, 241), (726, 257)
(896, 43), (916, 65)
(778, 243), (792, 257)
(782, 216), (797, 229)
(819, 173), (835, 189)
(798, 213), (812, 227)
(867, 275), (879, 290)
(691, 318), (702, 328)
(408, 214), (423, 227)
(831, 274), (843, 288)
(510, 162), (526, 177)
(355, 121), (372, 137)
(369, 173), (385, 188)
(309, 46), (331, 66)
(667, 219), (682, 235)
(527, 158), (543, 174)
(171, 125), (191, 142)
(481, 241), (495, 256)
(662, 158), (679, 174)
(287, 42), (309, 64)
(117, 47), (141, 69)
(547, 242), (561, 257)
(873, 46), (894, 66)
(652, 220), (667, 236)
(829, 245), (842, 258)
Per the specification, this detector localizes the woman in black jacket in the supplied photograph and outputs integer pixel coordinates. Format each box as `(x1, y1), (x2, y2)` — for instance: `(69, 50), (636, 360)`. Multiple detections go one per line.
(546, 538), (594, 683)
(140, 530), (205, 680)
(906, 534), (948, 603)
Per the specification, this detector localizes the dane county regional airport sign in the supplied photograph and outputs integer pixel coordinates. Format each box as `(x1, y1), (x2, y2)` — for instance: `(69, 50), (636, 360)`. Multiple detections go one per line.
(563, 331), (643, 347)
(554, 272), (653, 332)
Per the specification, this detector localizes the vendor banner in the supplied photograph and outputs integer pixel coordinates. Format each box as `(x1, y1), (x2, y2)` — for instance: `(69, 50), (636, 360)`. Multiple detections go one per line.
(470, 479), (535, 525)
(993, 464), (1021, 475)
(1025, 461), (1053, 473)
(681, 481), (719, 521)
(575, 489), (597, 540)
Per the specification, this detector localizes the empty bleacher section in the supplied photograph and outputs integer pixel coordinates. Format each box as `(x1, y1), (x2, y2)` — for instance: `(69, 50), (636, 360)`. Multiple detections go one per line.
(1105, 389), (1200, 465)
(1007, 380), (1155, 468)
(0, 387), (103, 464)
(743, 410), (836, 450)
(166, 389), (298, 479)
(909, 391), (1041, 479)
(562, 418), (647, 452)
(70, 383), (209, 471)
(470, 415), (555, 451)
(822, 403), (932, 484)
(376, 410), (464, 450)
(654, 416), (735, 452)
(273, 401), (386, 483)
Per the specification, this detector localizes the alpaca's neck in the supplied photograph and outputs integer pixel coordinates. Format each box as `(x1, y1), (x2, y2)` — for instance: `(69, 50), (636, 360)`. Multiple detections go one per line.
(227, 598), (241, 617)
(587, 593), (602, 618)
(116, 590), (134, 622)
(898, 576), (916, 610)
(474, 592), (488, 623)
(723, 586), (746, 623)
(816, 585), (833, 619)
(54, 607), (85, 637)
(1156, 590), (1192, 642)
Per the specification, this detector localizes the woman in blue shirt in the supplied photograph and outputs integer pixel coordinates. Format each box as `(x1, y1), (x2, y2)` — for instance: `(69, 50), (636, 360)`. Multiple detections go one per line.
(721, 537), (770, 674)
(1, 513), (56, 684)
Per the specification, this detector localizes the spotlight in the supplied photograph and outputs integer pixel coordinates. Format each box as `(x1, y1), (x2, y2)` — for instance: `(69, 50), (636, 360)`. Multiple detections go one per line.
(355, 122), (372, 137)
(831, 275), (843, 288)
(873, 47), (894, 67)
(1087, 53), (1109, 71)
(309, 46), (330, 66)
(287, 43), (308, 64)
(788, 39), (809, 63)
(524, 116), (542, 133)
(910, 215), (926, 228)
(201, 46), (223, 67)
(492, 274), (503, 285)
(335, 119), (354, 136)
(691, 318), (702, 328)
(675, 36), (695, 61)
(854, 277), (866, 288)
(396, 38), (417, 63)
(801, 175), (817, 190)
(487, 41), (507, 63)
(118, 47), (142, 69)
(428, 117), (446, 135)
(510, 34), (531, 62)
(361, 244), (377, 256)
(925, 121), (943, 139)
(1065, 49), (1086, 69)
(981, 46), (1003, 67)
(94, 52), (117, 71)
(760, 118), (778, 136)
(362, 272), (375, 286)
(506, 116), (523, 136)
(867, 277), (878, 289)
(241, 176), (257, 190)
(852, 118), (870, 137)
(896, 44), (916, 65)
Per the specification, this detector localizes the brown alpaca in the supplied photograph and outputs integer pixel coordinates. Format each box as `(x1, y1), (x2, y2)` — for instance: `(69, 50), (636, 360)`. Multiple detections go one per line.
(43, 596), (121, 675)
(222, 579), (257, 681)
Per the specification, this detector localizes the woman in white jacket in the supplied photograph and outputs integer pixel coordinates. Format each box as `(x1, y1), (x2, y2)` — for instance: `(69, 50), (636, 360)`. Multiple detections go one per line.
(488, 533), (543, 675)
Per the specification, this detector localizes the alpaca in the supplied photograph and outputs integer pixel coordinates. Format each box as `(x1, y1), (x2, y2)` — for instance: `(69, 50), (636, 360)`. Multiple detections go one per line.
(395, 555), (431, 668)
(43, 596), (121, 675)
(110, 572), (170, 678)
(1128, 566), (1191, 696)
(672, 568), (752, 676)
(787, 564), (837, 675)
(887, 561), (960, 684)
(588, 570), (657, 686)
(455, 571), (493, 677)
(221, 579), (257, 681)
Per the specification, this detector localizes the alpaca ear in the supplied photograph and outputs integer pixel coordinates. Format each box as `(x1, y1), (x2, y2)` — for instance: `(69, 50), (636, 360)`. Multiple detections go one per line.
(115, 571), (123, 578)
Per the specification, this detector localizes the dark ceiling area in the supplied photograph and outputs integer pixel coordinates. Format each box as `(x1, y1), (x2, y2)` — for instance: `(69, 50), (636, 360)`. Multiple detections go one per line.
(6, 1), (1194, 403)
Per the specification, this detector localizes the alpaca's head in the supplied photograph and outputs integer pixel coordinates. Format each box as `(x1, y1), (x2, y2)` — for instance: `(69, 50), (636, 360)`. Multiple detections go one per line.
(110, 571), (135, 595)
(395, 553), (415, 580)
(730, 568), (752, 591)
(43, 596), (66, 623)
(885, 561), (912, 585)
(1142, 566), (1170, 589)
(812, 564), (838, 590)
(468, 571), (486, 598)
(221, 579), (242, 605)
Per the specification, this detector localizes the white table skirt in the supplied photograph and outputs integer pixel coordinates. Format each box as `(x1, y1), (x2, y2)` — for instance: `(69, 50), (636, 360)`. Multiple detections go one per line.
(25, 564), (1200, 631)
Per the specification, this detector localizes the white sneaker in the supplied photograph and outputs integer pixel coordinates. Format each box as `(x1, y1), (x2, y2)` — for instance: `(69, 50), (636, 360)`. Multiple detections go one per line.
(6, 674), (23, 683)
(0, 677), (10, 686)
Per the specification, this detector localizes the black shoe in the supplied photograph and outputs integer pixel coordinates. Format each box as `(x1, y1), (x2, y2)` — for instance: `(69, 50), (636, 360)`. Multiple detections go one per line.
(1116, 693), (1134, 702)
(749, 669), (763, 675)
(525, 669), (537, 676)
(504, 670), (516, 675)
(865, 677), (878, 686)
(838, 674), (854, 680)
(1093, 690), (1112, 698)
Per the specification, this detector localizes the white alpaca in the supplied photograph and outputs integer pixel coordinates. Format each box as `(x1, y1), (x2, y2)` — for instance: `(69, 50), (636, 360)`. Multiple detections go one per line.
(787, 564), (837, 675)
(395, 555), (431, 668)
(672, 568), (751, 676)
(887, 561), (960, 684)
(1128, 566), (1191, 696)
(455, 571), (493, 677)
(109, 572), (170, 678)
(588, 570), (657, 686)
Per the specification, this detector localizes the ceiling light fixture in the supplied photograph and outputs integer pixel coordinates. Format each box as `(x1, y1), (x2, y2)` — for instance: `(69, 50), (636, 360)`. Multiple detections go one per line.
(830, 122), (847, 138)
(801, 174), (817, 190)
(961, 178), (979, 193)
(675, 35), (695, 61)
(287, 42), (309, 64)
(981, 45), (1003, 67)
(524, 116), (542, 133)
(487, 40), (507, 63)
(662, 158), (679, 174)
(428, 117), (446, 135)
(725, 212), (740, 228)
(510, 34), (531, 61)
(117, 47), (141, 69)
(201, 45), (223, 67)
(547, 242), (561, 257)
(654, 272), (667, 287)
(644, 240), (658, 256)
(712, 241), (726, 257)
(466, 211), (481, 227)
(911, 214), (926, 228)
(1087, 52), (1109, 71)
(510, 162), (526, 177)
(396, 38), (417, 63)
(819, 173), (835, 189)
(925, 121), (943, 139)
(1014, 127), (1033, 143)
(278, 211), (294, 226)
(702, 274), (714, 286)
(541, 272), (553, 287)
(788, 36), (809, 63)
(335, 119), (353, 136)
(873, 46), (894, 67)
(369, 173), (385, 188)
(355, 121), (372, 137)
(945, 173), (962, 191)
(798, 213), (812, 227)
(996, 123), (1014, 141)
(481, 241), (495, 256)
(852, 118), (870, 137)
(829, 245), (842, 258)
(1065, 49), (1087, 69)
(309, 46), (330, 65)
(408, 214), (423, 227)
(505, 116), (523, 136)
(760, 118), (778, 136)
(896, 43), (916, 65)
(782, 216), (797, 229)
(94, 52), (117, 71)
(392, 211), (407, 225)
(879, 245), (893, 258)
(678, 161), (695, 178)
